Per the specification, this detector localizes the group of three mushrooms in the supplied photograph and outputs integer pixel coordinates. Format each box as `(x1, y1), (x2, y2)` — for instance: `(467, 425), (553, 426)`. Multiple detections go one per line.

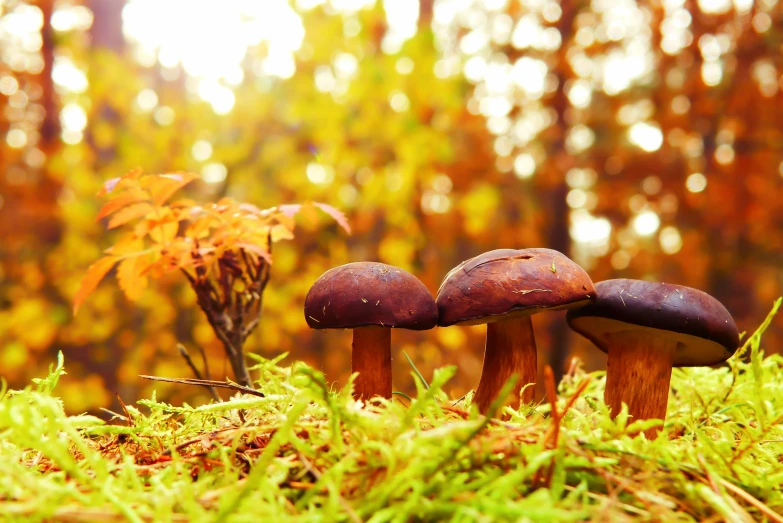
(304, 248), (738, 433)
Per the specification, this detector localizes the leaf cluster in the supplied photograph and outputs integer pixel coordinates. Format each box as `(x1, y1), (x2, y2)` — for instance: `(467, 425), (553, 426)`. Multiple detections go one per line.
(73, 169), (350, 315)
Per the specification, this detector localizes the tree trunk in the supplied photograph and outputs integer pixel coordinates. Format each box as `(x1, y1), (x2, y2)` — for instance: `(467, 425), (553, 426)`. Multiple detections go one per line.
(545, 2), (578, 382)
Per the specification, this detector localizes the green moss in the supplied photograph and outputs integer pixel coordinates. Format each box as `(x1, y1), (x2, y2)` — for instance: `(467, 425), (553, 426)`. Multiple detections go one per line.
(1, 300), (782, 522)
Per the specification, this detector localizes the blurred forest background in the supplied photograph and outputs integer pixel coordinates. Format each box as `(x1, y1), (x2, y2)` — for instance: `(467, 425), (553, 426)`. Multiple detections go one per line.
(1, 0), (782, 414)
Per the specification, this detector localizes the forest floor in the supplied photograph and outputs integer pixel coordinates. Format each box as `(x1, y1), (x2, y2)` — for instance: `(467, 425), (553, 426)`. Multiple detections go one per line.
(1, 301), (782, 522)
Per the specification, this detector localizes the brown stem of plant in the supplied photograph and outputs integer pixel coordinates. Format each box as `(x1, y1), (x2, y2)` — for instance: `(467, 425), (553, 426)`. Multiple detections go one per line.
(182, 269), (252, 387)
(180, 245), (273, 388)
(474, 316), (537, 414)
(604, 331), (677, 439)
(352, 326), (392, 400)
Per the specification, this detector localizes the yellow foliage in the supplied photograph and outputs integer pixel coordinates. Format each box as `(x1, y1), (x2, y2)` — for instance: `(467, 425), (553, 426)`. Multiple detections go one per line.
(4, 2), (778, 413)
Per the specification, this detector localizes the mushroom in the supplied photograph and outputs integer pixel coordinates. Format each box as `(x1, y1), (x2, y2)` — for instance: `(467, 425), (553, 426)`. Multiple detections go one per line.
(437, 248), (595, 413)
(566, 279), (739, 438)
(304, 262), (438, 400)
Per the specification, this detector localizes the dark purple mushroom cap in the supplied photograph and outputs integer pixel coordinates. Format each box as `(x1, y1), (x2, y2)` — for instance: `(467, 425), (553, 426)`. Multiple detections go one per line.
(566, 279), (739, 366)
(304, 262), (438, 330)
(436, 248), (596, 327)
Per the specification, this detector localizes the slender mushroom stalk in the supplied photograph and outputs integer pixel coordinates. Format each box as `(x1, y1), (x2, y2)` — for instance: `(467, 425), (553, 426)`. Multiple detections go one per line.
(304, 262), (438, 400)
(437, 248), (595, 414)
(567, 279), (740, 439)
(474, 316), (537, 412)
(352, 326), (392, 399)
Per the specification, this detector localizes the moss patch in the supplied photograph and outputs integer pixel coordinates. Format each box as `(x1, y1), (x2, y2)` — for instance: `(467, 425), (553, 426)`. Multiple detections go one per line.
(1, 300), (781, 522)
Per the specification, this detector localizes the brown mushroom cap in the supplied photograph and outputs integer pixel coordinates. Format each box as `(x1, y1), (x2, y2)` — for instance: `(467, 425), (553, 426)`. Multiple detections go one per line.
(566, 279), (739, 366)
(304, 262), (438, 330)
(436, 248), (596, 327)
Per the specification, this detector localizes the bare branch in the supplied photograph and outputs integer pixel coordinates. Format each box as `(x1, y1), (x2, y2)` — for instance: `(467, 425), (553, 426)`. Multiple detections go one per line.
(177, 343), (220, 401)
(139, 375), (264, 397)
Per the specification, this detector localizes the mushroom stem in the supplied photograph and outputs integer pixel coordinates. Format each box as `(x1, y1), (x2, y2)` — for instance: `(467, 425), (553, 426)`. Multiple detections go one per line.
(605, 331), (677, 438)
(474, 316), (537, 414)
(352, 326), (392, 400)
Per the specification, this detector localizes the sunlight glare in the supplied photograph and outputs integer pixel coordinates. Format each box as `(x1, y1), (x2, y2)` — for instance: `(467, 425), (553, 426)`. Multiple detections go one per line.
(686, 172), (707, 193)
(659, 226), (683, 254)
(383, 0), (419, 54)
(570, 210), (612, 248)
(123, 0), (305, 112)
(513, 153), (536, 179)
(511, 57), (547, 97)
(135, 89), (158, 112)
(567, 79), (592, 108)
(6, 128), (27, 149)
(610, 250), (631, 270)
(192, 140), (213, 162)
(698, 0), (732, 14)
(632, 210), (660, 236)
(628, 122), (663, 152)
(202, 163), (228, 184)
(52, 57), (88, 93)
(61, 103), (87, 132)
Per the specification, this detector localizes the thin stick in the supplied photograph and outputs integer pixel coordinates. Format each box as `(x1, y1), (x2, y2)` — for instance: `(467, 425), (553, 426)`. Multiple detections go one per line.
(139, 375), (264, 398)
(194, 343), (214, 381)
(115, 393), (134, 427)
(177, 344), (220, 401)
(719, 478), (783, 523)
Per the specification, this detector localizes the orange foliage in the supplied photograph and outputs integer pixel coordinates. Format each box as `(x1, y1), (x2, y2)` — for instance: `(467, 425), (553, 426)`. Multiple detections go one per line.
(74, 168), (349, 385)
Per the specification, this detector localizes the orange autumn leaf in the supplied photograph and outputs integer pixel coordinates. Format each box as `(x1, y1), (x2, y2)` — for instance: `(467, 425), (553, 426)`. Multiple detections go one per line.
(96, 189), (150, 221)
(313, 202), (352, 234)
(274, 202), (351, 235)
(148, 172), (199, 206)
(270, 223), (295, 242)
(73, 256), (119, 315)
(117, 254), (150, 302)
(98, 168), (143, 196)
(108, 202), (156, 229)
(106, 236), (145, 256)
(78, 168), (350, 316)
(149, 220), (179, 243)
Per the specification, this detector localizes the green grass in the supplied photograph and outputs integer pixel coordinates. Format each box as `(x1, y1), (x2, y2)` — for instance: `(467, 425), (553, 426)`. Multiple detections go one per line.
(1, 300), (782, 522)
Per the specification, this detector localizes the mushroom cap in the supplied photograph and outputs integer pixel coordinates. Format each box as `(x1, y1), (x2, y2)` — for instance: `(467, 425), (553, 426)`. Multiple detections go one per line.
(566, 279), (739, 367)
(304, 262), (438, 330)
(436, 248), (596, 327)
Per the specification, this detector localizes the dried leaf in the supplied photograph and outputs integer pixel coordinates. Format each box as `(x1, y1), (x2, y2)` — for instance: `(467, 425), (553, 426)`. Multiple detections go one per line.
(73, 256), (119, 315)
